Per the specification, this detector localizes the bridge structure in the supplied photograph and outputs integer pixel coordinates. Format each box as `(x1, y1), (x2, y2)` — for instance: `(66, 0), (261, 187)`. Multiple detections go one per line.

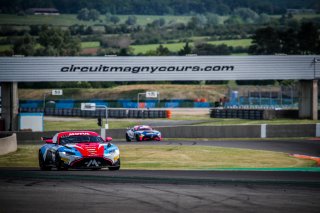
(0, 55), (319, 131)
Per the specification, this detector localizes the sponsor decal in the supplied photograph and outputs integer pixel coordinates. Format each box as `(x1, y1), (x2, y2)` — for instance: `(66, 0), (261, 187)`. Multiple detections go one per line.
(61, 65), (234, 74)
(85, 159), (101, 167)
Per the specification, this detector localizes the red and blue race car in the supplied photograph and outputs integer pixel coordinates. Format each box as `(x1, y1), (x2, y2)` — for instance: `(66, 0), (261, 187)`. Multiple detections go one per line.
(125, 125), (162, 142)
(38, 131), (120, 170)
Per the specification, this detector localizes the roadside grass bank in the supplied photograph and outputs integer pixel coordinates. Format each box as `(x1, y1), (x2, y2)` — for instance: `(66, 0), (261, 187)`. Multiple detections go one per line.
(0, 145), (315, 169)
(44, 117), (318, 131)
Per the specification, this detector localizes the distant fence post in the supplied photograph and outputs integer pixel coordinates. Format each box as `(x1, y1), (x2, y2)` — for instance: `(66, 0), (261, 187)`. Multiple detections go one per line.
(261, 124), (267, 138)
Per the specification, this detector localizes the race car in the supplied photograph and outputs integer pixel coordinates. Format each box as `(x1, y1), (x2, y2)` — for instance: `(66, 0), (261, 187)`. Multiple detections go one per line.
(126, 125), (162, 142)
(38, 131), (120, 171)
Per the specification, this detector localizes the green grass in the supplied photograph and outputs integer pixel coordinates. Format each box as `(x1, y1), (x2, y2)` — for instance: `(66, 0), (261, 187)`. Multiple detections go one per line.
(1, 13), (318, 27)
(0, 44), (12, 51)
(131, 39), (252, 54)
(0, 145), (315, 169)
(43, 117), (318, 132)
(0, 14), (191, 27)
(81, 41), (100, 49)
(208, 39), (252, 47)
(116, 15), (191, 26)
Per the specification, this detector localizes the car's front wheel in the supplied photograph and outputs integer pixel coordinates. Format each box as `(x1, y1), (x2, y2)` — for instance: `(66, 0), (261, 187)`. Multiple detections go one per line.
(38, 151), (52, 171)
(55, 152), (68, 171)
(136, 134), (142, 141)
(109, 159), (120, 171)
(126, 133), (131, 142)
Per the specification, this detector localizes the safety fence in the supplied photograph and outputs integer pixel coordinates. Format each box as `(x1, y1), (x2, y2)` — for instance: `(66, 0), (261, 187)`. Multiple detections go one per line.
(3, 124), (316, 142)
(19, 107), (169, 119)
(20, 99), (214, 109)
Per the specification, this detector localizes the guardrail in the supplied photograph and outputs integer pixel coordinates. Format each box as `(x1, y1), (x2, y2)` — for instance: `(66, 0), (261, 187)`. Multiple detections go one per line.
(2, 124), (317, 144)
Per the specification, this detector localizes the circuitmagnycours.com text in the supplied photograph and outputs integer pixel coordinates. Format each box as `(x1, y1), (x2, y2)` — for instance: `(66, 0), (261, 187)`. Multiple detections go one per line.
(60, 65), (235, 73)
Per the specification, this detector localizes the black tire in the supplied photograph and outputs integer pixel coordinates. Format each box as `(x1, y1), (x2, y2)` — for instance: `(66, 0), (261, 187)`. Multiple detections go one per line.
(109, 159), (120, 171)
(38, 151), (51, 171)
(126, 134), (131, 142)
(136, 134), (142, 141)
(55, 152), (68, 171)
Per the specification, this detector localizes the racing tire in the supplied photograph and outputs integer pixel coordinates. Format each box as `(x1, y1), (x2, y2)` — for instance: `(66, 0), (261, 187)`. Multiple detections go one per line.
(109, 159), (120, 171)
(136, 134), (142, 142)
(55, 152), (68, 171)
(38, 151), (52, 171)
(126, 134), (131, 142)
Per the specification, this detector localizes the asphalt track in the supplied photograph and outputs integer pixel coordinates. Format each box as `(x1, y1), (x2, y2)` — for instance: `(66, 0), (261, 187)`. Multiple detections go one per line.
(1, 139), (320, 212)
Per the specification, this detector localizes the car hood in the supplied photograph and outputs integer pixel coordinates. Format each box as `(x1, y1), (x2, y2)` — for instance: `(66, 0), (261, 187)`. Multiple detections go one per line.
(66, 142), (105, 157)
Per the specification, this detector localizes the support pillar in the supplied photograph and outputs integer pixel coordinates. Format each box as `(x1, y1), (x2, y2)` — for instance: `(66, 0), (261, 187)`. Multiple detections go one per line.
(1, 82), (19, 131)
(299, 80), (318, 120)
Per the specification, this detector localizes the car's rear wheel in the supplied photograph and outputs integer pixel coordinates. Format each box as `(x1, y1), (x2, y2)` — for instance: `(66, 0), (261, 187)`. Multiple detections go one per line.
(126, 134), (131, 142)
(109, 159), (120, 171)
(38, 151), (51, 171)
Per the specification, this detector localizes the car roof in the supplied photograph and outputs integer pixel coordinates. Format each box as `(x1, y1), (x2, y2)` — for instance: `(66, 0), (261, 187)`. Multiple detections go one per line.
(57, 131), (99, 138)
(133, 125), (152, 130)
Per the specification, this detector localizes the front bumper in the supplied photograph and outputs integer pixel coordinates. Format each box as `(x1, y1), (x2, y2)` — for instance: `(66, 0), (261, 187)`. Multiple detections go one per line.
(70, 157), (114, 168)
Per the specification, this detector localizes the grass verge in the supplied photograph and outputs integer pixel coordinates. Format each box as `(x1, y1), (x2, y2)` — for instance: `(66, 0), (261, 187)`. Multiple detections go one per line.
(43, 117), (318, 131)
(131, 39), (252, 54)
(0, 145), (315, 169)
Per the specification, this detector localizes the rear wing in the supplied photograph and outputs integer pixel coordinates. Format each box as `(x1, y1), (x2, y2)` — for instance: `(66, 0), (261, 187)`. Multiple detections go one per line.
(41, 137), (53, 143)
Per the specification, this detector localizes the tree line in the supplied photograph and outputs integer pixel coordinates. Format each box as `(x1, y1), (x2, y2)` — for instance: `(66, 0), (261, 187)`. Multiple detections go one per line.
(1, 0), (319, 15)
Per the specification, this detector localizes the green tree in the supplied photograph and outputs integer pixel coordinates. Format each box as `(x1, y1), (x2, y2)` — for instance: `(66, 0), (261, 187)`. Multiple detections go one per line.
(13, 33), (36, 56)
(155, 44), (170, 56)
(193, 43), (230, 55)
(108, 15), (120, 24)
(249, 27), (281, 55)
(205, 13), (219, 26)
(77, 8), (90, 21)
(125, 16), (137, 25)
(37, 26), (80, 56)
(233, 7), (259, 23)
(88, 9), (100, 21)
(178, 41), (192, 55)
(298, 22), (320, 54)
(279, 28), (299, 54)
(187, 15), (207, 29)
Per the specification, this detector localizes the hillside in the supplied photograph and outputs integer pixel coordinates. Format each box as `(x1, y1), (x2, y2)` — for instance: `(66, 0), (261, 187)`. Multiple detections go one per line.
(19, 84), (229, 102)
(18, 84), (282, 102)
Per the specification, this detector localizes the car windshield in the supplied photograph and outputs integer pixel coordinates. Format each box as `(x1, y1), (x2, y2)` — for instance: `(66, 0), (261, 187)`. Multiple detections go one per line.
(60, 136), (104, 145)
(138, 127), (152, 131)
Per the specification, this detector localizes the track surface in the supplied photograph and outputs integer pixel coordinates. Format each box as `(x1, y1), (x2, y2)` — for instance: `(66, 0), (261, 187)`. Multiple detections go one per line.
(1, 139), (320, 212)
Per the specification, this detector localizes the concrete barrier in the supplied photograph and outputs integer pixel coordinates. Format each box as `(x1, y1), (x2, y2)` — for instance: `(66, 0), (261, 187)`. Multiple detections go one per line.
(2, 124), (316, 145)
(0, 133), (17, 155)
(267, 124), (315, 138)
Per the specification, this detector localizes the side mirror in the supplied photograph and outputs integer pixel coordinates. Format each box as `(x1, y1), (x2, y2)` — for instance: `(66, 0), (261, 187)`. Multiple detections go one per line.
(106, 137), (113, 142)
(41, 137), (53, 144)
(46, 139), (53, 144)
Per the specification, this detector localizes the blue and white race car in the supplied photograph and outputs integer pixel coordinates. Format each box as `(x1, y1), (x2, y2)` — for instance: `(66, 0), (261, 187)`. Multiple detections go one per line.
(126, 125), (162, 142)
(38, 131), (120, 171)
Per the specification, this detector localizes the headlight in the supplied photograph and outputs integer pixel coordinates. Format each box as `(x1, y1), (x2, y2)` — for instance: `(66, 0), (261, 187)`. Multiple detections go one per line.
(60, 151), (75, 156)
(107, 149), (120, 155)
